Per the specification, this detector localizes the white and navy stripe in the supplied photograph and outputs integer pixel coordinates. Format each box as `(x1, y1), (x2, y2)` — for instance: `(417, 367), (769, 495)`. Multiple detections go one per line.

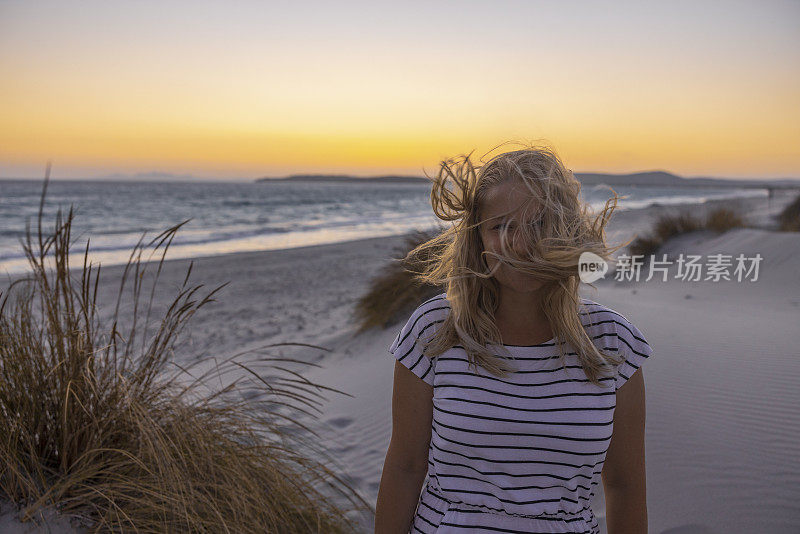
(388, 292), (653, 533)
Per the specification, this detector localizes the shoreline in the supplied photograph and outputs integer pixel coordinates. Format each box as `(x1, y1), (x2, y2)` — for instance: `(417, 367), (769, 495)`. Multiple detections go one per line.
(2, 185), (795, 283)
(5, 186), (792, 274)
(93, 186), (800, 269)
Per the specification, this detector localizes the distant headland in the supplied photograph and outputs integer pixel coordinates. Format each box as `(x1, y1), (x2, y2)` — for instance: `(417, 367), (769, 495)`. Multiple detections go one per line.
(255, 174), (429, 184)
(256, 171), (800, 189)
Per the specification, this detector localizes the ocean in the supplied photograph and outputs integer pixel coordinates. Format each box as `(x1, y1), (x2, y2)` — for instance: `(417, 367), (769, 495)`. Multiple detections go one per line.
(0, 178), (767, 276)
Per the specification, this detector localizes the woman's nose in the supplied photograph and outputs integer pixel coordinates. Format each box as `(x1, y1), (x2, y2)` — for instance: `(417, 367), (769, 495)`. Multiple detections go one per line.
(510, 230), (527, 255)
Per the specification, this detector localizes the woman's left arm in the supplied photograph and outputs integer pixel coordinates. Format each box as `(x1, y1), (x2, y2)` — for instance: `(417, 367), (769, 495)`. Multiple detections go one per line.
(602, 368), (648, 534)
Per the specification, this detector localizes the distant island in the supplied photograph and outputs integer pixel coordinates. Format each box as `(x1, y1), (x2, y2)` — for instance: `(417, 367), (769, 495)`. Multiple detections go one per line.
(256, 171), (800, 189)
(256, 174), (430, 184)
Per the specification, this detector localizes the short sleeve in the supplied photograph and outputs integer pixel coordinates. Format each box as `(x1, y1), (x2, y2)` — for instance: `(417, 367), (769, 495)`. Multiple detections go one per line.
(387, 309), (439, 386)
(612, 315), (653, 391)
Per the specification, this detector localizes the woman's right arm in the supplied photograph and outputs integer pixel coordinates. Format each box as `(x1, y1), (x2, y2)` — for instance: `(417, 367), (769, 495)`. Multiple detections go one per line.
(374, 360), (434, 533)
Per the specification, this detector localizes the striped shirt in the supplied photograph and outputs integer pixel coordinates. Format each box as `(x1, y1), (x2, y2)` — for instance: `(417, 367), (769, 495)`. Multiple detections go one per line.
(387, 292), (653, 534)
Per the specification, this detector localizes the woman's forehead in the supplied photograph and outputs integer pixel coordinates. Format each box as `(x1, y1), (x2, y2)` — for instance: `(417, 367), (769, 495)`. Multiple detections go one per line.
(481, 182), (540, 219)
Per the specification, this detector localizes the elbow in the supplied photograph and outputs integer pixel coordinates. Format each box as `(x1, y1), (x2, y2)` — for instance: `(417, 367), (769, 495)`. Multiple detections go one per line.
(602, 473), (646, 495)
(386, 455), (429, 475)
(602, 468), (646, 494)
(384, 446), (429, 475)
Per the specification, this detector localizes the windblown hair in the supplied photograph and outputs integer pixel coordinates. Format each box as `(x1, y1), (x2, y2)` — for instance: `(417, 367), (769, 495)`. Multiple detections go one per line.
(401, 142), (632, 387)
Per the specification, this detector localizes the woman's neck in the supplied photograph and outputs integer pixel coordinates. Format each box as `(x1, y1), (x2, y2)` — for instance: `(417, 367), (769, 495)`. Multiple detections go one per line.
(494, 287), (552, 344)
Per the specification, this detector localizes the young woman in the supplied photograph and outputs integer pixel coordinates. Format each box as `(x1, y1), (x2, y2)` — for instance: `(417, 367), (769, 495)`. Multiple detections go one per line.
(375, 145), (652, 534)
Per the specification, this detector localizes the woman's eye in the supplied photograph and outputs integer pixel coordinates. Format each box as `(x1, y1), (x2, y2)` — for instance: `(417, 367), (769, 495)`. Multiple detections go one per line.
(492, 220), (541, 231)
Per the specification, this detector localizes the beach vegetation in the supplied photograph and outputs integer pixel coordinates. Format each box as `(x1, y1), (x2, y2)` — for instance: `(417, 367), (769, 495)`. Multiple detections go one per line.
(353, 228), (444, 333)
(629, 206), (747, 258)
(778, 192), (800, 232)
(0, 166), (371, 533)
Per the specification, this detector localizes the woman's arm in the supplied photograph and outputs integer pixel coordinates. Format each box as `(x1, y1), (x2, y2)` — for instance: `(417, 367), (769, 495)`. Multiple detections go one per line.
(602, 368), (648, 534)
(375, 360), (434, 533)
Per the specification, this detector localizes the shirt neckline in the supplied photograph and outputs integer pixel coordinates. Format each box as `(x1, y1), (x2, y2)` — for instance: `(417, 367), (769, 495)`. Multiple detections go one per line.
(500, 337), (557, 348)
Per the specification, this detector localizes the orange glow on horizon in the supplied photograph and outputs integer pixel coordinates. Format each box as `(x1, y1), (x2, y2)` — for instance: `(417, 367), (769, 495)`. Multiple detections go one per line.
(2, 2), (798, 180)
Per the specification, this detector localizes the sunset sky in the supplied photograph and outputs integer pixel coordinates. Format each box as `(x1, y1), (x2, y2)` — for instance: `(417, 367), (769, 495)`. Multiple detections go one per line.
(1, 0), (798, 181)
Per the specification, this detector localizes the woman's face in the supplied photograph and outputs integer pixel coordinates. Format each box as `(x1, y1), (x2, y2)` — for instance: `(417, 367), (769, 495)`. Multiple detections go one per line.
(477, 180), (545, 294)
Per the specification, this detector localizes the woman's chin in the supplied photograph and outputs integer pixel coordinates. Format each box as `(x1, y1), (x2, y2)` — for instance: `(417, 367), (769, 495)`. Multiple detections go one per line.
(499, 275), (545, 293)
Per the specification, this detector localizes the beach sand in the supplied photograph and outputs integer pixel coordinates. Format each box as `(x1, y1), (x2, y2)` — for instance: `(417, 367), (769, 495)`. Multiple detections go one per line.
(2, 189), (798, 533)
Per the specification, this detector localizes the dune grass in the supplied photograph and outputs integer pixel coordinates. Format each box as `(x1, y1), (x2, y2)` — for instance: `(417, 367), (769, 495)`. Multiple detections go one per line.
(704, 207), (747, 233)
(0, 168), (371, 533)
(628, 206), (747, 258)
(778, 192), (800, 232)
(353, 228), (444, 333)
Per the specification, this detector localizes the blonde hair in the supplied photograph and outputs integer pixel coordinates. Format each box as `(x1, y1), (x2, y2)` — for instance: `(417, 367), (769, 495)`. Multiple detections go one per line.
(402, 141), (631, 387)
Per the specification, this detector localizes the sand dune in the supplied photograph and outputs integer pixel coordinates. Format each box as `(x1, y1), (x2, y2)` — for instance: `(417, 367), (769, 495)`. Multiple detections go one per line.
(581, 227), (800, 533)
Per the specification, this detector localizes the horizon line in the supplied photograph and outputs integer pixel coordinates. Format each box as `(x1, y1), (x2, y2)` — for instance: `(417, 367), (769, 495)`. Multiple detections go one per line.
(2, 170), (800, 182)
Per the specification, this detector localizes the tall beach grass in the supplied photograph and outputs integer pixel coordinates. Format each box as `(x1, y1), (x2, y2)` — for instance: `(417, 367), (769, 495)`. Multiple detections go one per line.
(778, 192), (800, 231)
(628, 206), (747, 259)
(353, 228), (444, 333)
(0, 166), (371, 532)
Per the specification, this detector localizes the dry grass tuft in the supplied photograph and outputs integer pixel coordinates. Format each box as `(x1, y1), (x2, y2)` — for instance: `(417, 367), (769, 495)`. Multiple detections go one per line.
(652, 211), (704, 242)
(629, 206), (749, 259)
(627, 234), (664, 259)
(353, 228), (444, 333)
(778, 192), (800, 232)
(705, 207), (746, 233)
(0, 166), (371, 533)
